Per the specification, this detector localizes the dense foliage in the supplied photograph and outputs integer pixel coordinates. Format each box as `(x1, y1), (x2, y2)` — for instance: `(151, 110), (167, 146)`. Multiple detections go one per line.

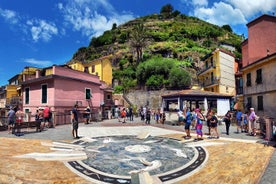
(70, 4), (243, 93)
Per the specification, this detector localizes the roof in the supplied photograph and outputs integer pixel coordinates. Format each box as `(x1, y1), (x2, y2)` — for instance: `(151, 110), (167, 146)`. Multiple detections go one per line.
(162, 89), (233, 98)
(247, 14), (276, 28)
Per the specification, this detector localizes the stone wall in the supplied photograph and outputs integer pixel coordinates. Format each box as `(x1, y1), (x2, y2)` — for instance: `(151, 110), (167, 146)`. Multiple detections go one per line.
(125, 89), (176, 109)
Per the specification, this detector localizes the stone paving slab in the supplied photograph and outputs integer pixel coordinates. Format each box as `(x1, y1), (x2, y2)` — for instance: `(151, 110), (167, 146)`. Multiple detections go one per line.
(0, 117), (275, 184)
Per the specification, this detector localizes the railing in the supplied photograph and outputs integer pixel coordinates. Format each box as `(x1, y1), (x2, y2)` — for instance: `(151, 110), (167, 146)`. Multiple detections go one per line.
(197, 64), (216, 75)
(201, 78), (220, 87)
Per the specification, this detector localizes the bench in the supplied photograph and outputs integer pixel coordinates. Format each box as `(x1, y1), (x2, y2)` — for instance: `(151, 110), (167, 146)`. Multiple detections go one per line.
(12, 121), (41, 135)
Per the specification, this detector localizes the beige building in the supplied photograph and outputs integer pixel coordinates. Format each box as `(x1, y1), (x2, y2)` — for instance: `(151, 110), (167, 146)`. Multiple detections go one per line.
(197, 48), (236, 95)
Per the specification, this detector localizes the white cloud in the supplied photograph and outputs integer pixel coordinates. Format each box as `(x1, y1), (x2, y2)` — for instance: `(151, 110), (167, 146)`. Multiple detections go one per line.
(26, 19), (58, 42)
(192, 0), (208, 6)
(194, 2), (247, 26)
(58, 0), (134, 38)
(227, 0), (276, 18)
(0, 8), (19, 24)
(23, 58), (53, 68)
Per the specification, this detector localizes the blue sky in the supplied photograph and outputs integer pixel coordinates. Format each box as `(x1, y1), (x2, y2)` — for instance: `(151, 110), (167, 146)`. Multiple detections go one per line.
(0, 0), (276, 86)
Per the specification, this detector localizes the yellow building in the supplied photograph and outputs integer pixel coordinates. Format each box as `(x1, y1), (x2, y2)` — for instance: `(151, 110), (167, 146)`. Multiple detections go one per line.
(197, 48), (236, 95)
(68, 56), (112, 86)
(5, 67), (38, 109)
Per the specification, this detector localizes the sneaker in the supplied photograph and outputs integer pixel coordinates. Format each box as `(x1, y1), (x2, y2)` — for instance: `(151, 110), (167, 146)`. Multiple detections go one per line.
(184, 136), (191, 139)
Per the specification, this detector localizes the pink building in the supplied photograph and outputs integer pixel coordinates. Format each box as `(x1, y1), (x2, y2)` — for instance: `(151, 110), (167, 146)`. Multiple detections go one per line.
(21, 65), (106, 123)
(242, 14), (276, 66)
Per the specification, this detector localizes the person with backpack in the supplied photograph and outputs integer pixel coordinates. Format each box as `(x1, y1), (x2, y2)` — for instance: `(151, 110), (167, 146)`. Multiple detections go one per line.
(184, 108), (193, 139)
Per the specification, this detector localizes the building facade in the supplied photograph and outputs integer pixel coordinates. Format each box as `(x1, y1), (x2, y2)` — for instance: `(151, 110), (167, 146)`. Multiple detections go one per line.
(21, 65), (105, 121)
(67, 55), (113, 86)
(197, 48), (236, 95)
(241, 14), (276, 119)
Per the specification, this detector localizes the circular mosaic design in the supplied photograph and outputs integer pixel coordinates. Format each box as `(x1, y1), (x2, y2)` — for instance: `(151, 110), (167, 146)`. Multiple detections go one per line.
(66, 135), (207, 183)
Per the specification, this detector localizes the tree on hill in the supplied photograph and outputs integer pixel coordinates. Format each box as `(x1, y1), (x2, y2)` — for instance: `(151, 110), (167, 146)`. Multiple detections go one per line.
(129, 23), (148, 64)
(160, 4), (174, 18)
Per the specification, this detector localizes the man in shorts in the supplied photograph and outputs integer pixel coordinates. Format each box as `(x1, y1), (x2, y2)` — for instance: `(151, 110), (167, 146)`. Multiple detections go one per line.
(184, 108), (193, 139)
(71, 104), (80, 139)
(7, 107), (15, 134)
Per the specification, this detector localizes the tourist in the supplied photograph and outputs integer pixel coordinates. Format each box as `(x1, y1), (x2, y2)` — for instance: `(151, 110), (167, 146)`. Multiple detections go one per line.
(206, 109), (212, 135)
(121, 108), (127, 123)
(71, 104), (80, 139)
(84, 106), (91, 124)
(43, 105), (51, 128)
(209, 109), (219, 139)
(7, 107), (15, 134)
(224, 110), (231, 135)
(236, 109), (243, 133)
(145, 109), (151, 124)
(191, 108), (197, 130)
(195, 108), (204, 141)
(248, 108), (258, 136)
(177, 108), (185, 126)
(129, 106), (134, 121)
(241, 111), (248, 133)
(38, 107), (44, 131)
(35, 109), (41, 132)
(184, 108), (193, 139)
(15, 108), (24, 135)
(155, 108), (161, 123)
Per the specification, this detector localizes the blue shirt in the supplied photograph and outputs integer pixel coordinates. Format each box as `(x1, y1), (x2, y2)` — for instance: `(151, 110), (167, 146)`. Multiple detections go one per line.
(186, 111), (192, 124)
(72, 108), (78, 121)
(236, 111), (243, 121)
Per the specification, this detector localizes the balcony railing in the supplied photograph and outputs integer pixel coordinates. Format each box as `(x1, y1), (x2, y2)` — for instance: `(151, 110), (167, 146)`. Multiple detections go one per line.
(197, 64), (216, 76)
(200, 77), (220, 87)
(6, 96), (23, 107)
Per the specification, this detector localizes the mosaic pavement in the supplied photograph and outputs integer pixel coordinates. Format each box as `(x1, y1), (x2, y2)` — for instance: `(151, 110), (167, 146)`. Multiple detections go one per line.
(0, 125), (274, 184)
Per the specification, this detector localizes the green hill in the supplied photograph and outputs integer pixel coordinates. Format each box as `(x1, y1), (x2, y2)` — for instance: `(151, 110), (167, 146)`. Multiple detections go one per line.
(70, 5), (242, 92)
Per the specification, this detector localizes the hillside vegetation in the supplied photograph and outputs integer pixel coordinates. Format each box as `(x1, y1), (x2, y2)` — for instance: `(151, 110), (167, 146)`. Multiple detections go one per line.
(70, 4), (243, 93)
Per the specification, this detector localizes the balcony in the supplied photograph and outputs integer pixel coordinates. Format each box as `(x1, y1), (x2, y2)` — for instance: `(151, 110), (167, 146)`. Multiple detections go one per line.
(6, 96), (23, 107)
(197, 64), (216, 76)
(200, 77), (220, 88)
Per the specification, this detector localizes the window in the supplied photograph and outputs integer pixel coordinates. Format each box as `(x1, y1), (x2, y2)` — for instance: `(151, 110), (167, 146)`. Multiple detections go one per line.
(25, 87), (29, 104)
(256, 69), (262, 84)
(92, 65), (95, 73)
(246, 73), (251, 87)
(246, 97), (252, 110)
(84, 67), (89, 73)
(257, 96), (263, 110)
(107, 94), (111, 100)
(41, 84), (47, 103)
(85, 88), (91, 99)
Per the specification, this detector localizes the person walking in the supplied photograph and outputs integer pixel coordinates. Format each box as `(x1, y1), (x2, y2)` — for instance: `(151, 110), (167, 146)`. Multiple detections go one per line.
(71, 104), (80, 139)
(224, 110), (231, 135)
(7, 107), (15, 134)
(248, 108), (257, 136)
(236, 109), (243, 133)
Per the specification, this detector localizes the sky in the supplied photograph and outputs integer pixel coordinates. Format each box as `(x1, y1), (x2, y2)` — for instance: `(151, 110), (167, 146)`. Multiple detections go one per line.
(0, 0), (276, 86)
